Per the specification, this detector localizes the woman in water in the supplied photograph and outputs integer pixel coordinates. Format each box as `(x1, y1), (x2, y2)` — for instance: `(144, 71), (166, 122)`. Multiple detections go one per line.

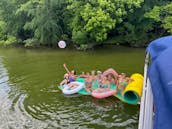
(63, 64), (77, 88)
(63, 64), (76, 82)
(107, 74), (115, 84)
(79, 71), (87, 78)
(117, 73), (133, 94)
(60, 73), (69, 85)
(93, 75), (110, 93)
(91, 70), (96, 82)
(96, 71), (102, 82)
(84, 72), (93, 92)
(99, 76), (110, 90)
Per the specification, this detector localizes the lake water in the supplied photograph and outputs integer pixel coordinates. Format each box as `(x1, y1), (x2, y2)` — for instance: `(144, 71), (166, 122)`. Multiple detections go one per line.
(0, 46), (145, 129)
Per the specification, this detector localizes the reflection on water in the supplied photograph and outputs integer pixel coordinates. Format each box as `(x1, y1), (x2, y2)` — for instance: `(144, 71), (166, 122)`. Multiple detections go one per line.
(0, 47), (143, 129)
(0, 57), (46, 129)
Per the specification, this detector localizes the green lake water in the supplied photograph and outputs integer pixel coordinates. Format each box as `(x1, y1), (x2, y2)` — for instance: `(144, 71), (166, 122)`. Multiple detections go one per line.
(0, 46), (145, 129)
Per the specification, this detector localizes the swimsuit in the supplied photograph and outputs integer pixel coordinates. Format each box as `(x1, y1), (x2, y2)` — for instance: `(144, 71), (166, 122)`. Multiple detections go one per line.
(85, 81), (92, 85)
(99, 81), (108, 88)
(118, 78), (127, 87)
(69, 76), (75, 82)
(119, 80), (127, 87)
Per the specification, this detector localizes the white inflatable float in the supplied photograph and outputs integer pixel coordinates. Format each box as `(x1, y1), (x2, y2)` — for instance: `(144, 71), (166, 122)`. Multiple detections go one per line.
(62, 82), (84, 95)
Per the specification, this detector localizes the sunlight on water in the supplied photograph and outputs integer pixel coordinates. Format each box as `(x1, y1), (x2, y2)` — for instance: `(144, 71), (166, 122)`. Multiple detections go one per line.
(0, 57), (47, 129)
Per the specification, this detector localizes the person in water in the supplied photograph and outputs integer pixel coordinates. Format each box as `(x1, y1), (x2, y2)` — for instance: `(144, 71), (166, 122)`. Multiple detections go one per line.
(102, 68), (118, 85)
(99, 76), (110, 89)
(96, 71), (110, 90)
(107, 74), (115, 84)
(96, 71), (102, 81)
(84, 72), (93, 92)
(117, 73), (133, 94)
(91, 70), (96, 82)
(63, 64), (77, 88)
(60, 73), (70, 85)
(79, 71), (87, 78)
(63, 64), (76, 82)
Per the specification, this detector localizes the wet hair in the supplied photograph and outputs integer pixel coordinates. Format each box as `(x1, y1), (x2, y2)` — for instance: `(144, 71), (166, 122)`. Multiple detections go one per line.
(64, 73), (69, 79)
(97, 71), (102, 74)
(86, 72), (90, 75)
(91, 70), (95, 74)
(121, 73), (126, 76)
(71, 70), (76, 75)
(73, 70), (76, 75)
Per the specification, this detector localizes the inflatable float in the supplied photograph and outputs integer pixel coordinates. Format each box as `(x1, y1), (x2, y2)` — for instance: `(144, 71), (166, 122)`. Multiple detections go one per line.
(76, 78), (92, 95)
(76, 78), (116, 98)
(76, 73), (143, 105)
(58, 73), (143, 105)
(123, 73), (144, 104)
(91, 88), (116, 99)
(58, 81), (84, 95)
(112, 73), (143, 105)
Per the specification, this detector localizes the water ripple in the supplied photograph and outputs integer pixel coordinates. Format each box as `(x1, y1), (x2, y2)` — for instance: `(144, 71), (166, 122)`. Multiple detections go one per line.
(0, 55), (139, 129)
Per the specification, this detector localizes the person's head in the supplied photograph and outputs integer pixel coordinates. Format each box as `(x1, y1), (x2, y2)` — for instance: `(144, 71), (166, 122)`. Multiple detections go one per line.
(86, 72), (90, 76)
(118, 74), (121, 79)
(97, 71), (102, 76)
(91, 70), (95, 76)
(103, 76), (108, 81)
(64, 73), (69, 79)
(107, 74), (112, 80)
(71, 70), (76, 75)
(121, 73), (126, 78)
(81, 71), (85, 75)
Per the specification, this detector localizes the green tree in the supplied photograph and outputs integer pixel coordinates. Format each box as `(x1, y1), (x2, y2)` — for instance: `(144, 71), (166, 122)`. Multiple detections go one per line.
(66, 0), (144, 44)
(0, 0), (171, 48)
(145, 1), (172, 34)
(106, 0), (170, 47)
(0, 0), (20, 46)
(16, 0), (65, 47)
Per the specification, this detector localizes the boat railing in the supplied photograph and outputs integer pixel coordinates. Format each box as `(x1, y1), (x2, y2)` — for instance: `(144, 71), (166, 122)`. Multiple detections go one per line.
(138, 53), (154, 129)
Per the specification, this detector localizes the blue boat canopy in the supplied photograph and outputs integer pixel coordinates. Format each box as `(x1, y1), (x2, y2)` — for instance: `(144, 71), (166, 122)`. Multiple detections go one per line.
(147, 36), (172, 129)
(146, 36), (172, 61)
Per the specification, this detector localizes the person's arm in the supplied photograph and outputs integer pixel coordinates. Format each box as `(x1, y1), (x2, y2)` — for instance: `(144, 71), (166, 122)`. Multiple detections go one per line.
(60, 79), (66, 85)
(126, 77), (134, 83)
(63, 64), (70, 74)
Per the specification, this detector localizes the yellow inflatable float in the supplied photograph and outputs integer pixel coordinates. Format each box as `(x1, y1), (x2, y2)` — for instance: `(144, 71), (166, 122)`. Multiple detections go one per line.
(123, 73), (144, 104)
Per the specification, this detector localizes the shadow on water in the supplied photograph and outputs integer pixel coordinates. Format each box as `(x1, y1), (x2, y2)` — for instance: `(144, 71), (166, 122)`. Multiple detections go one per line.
(0, 46), (144, 129)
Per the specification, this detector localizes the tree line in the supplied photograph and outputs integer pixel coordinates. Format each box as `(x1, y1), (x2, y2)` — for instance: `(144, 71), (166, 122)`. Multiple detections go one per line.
(0, 0), (171, 48)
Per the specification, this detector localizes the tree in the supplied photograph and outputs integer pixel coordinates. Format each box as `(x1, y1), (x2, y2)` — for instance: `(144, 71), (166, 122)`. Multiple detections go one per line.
(16, 0), (65, 47)
(66, 0), (144, 44)
(0, 0), (171, 48)
(145, 1), (172, 34)
(0, 0), (20, 46)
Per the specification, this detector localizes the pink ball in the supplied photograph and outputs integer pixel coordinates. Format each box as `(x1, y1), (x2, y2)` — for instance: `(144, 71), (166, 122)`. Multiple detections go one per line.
(58, 41), (66, 48)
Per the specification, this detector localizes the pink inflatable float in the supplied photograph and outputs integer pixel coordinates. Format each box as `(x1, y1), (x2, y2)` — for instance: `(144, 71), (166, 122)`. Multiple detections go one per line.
(58, 40), (66, 48)
(91, 88), (115, 99)
(103, 68), (119, 84)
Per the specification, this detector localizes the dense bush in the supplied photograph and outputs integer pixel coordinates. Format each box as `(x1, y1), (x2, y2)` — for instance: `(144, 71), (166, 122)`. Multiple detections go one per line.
(0, 0), (171, 48)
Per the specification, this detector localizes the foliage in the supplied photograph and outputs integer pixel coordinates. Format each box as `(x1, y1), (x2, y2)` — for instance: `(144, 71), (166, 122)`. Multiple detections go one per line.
(66, 0), (144, 44)
(16, 0), (65, 46)
(0, 0), (171, 48)
(72, 30), (88, 44)
(145, 2), (172, 33)
(23, 38), (39, 47)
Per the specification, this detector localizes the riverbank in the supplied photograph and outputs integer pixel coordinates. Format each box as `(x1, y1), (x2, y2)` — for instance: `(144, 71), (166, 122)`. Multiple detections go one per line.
(0, 41), (147, 51)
